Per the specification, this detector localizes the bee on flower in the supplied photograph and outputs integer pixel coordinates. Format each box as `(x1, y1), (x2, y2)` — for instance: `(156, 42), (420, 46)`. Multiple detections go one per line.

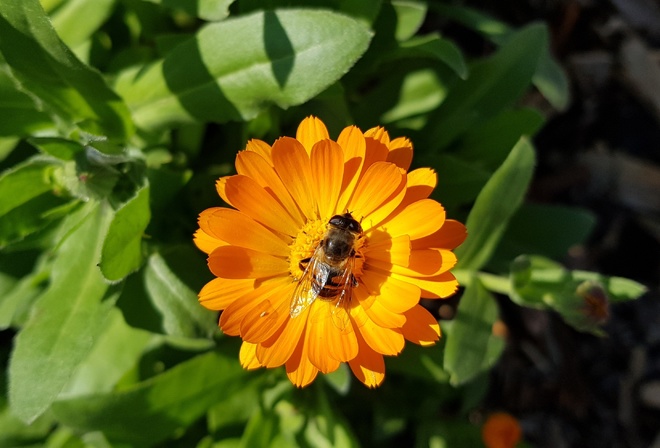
(194, 116), (466, 388)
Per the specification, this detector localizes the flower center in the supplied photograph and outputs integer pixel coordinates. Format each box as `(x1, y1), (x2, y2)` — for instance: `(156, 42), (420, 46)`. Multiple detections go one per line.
(288, 218), (366, 281)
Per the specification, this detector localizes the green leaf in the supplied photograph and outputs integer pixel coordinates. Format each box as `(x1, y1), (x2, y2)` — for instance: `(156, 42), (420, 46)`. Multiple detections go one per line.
(423, 23), (546, 150)
(0, 68), (54, 137)
(454, 137), (536, 271)
(443, 277), (504, 385)
(99, 182), (150, 281)
(116, 9), (372, 129)
(0, 157), (74, 248)
(59, 308), (153, 398)
(143, 0), (235, 21)
(0, 0), (133, 139)
(392, 0), (427, 41)
(9, 201), (117, 423)
(48, 0), (116, 49)
(51, 350), (247, 446)
(28, 137), (85, 161)
(143, 250), (218, 339)
(393, 34), (467, 78)
(381, 68), (448, 123)
(432, 153), (491, 209)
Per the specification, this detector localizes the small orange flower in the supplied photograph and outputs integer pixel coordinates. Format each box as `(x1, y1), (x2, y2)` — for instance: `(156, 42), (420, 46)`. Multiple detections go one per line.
(482, 412), (522, 448)
(194, 116), (466, 388)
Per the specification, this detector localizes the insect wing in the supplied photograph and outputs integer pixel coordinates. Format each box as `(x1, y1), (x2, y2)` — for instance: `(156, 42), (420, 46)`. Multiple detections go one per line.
(290, 247), (329, 318)
(329, 258), (355, 332)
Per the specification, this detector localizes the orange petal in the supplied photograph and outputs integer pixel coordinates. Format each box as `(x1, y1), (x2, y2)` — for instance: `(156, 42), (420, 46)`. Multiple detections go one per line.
(361, 134), (389, 173)
(222, 174), (300, 236)
(208, 246), (288, 279)
(256, 305), (310, 368)
(360, 268), (420, 314)
(401, 305), (440, 346)
(367, 249), (457, 277)
(296, 116), (329, 154)
(310, 140), (344, 220)
(236, 150), (305, 226)
(245, 139), (273, 165)
(272, 137), (317, 219)
(199, 208), (290, 257)
(401, 168), (437, 206)
(363, 234), (411, 267)
(391, 272), (459, 299)
(377, 199), (445, 240)
(360, 173), (407, 231)
(364, 126), (390, 146)
(386, 137), (413, 170)
(219, 277), (289, 336)
(239, 341), (262, 369)
(193, 228), (227, 255)
(240, 282), (295, 343)
(348, 329), (385, 388)
(215, 176), (233, 207)
(357, 316), (404, 355)
(353, 285), (406, 328)
(412, 219), (467, 250)
(286, 327), (320, 387)
(307, 301), (358, 368)
(335, 125), (366, 213)
(348, 162), (404, 220)
(198, 277), (256, 311)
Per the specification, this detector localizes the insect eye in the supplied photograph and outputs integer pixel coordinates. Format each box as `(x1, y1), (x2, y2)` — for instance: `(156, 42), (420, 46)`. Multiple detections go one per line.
(328, 215), (343, 227)
(347, 221), (361, 233)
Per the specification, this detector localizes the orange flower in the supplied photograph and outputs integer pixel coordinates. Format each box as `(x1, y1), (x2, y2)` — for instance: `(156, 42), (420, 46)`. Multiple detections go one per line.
(482, 412), (522, 448)
(194, 116), (466, 388)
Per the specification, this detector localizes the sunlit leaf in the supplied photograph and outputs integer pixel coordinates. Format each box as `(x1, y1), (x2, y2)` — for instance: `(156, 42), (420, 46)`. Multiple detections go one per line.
(116, 9), (372, 129)
(0, 69), (54, 137)
(48, 0), (115, 49)
(392, 0), (427, 41)
(9, 201), (117, 422)
(455, 137), (536, 271)
(52, 350), (247, 446)
(143, 250), (218, 339)
(143, 0), (235, 21)
(0, 0), (133, 139)
(99, 182), (150, 282)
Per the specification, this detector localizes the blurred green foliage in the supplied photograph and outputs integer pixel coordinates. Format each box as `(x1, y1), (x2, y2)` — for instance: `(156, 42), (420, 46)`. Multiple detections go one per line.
(0, 0), (646, 446)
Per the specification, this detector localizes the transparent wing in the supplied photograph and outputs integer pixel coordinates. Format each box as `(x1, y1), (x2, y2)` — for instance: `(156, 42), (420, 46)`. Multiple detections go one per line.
(328, 257), (355, 332)
(290, 246), (330, 319)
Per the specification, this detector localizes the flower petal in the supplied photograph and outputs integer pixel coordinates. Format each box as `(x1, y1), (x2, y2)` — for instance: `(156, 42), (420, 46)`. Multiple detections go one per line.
(236, 150), (305, 225)
(361, 134), (389, 173)
(391, 271), (459, 299)
(219, 277), (289, 336)
(401, 305), (440, 346)
(367, 249), (457, 277)
(286, 327), (320, 387)
(222, 174), (300, 236)
(240, 282), (294, 343)
(199, 277), (256, 311)
(307, 300), (358, 367)
(412, 219), (467, 250)
(272, 137), (317, 219)
(208, 246), (288, 279)
(245, 139), (273, 165)
(193, 228), (226, 255)
(310, 140), (344, 220)
(357, 317), (404, 355)
(296, 116), (329, 154)
(386, 137), (413, 170)
(376, 199), (445, 240)
(360, 268), (420, 313)
(239, 341), (262, 369)
(336, 125), (366, 213)
(256, 306), (310, 367)
(349, 162), (404, 220)
(363, 234), (410, 267)
(199, 208), (290, 257)
(402, 168), (436, 205)
(353, 285), (406, 328)
(348, 329), (385, 388)
(364, 126), (390, 146)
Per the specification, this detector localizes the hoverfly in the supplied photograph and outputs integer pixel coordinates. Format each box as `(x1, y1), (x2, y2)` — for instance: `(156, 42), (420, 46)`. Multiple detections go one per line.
(289, 212), (363, 329)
